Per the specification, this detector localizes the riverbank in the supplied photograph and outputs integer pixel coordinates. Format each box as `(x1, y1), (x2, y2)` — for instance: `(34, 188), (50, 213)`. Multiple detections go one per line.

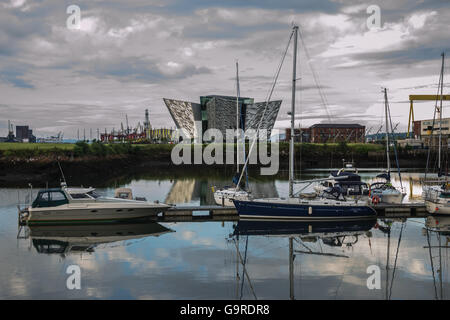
(0, 141), (429, 187)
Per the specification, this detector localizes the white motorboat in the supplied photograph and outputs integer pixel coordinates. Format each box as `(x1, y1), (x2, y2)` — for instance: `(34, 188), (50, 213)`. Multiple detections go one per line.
(213, 186), (250, 207)
(22, 183), (170, 225)
(370, 181), (405, 204)
(423, 184), (450, 214)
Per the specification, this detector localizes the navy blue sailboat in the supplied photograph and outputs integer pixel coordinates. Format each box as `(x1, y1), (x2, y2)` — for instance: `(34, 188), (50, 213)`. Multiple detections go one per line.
(233, 25), (376, 220)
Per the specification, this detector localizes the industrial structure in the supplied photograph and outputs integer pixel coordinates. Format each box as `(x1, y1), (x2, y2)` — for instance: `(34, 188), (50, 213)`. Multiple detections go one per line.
(0, 121), (36, 143)
(412, 117), (450, 147)
(100, 109), (176, 143)
(407, 94), (450, 137)
(163, 95), (282, 142)
(285, 123), (365, 143)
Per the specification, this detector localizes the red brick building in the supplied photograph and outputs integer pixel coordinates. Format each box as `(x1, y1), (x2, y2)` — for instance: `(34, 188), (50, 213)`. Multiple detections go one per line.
(309, 124), (365, 143)
(285, 128), (311, 142)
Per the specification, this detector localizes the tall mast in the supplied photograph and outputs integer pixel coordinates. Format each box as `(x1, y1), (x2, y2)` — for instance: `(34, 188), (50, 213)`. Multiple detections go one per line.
(236, 61), (240, 174)
(289, 25), (298, 198)
(438, 52), (445, 175)
(384, 88), (391, 176)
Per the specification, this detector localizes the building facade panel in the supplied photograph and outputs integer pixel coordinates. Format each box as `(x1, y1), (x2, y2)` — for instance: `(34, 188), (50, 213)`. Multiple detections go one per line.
(245, 100), (282, 139)
(163, 98), (201, 140)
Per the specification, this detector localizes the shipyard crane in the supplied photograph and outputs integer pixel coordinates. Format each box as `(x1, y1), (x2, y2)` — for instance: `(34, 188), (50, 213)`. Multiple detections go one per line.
(407, 94), (450, 137)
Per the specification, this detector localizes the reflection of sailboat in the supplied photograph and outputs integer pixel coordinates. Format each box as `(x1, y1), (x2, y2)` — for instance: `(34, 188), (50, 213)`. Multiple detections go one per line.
(424, 216), (449, 299)
(27, 222), (174, 256)
(376, 219), (406, 300)
(231, 218), (376, 299)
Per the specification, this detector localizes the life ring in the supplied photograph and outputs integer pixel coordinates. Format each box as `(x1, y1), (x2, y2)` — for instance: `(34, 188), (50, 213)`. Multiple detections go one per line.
(372, 195), (380, 205)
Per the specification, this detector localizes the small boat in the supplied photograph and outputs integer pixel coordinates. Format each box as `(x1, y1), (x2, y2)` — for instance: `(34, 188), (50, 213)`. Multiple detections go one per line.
(233, 25), (376, 221)
(21, 183), (170, 225)
(213, 62), (250, 206)
(369, 88), (405, 204)
(314, 163), (369, 198)
(424, 183), (450, 214)
(213, 186), (250, 207)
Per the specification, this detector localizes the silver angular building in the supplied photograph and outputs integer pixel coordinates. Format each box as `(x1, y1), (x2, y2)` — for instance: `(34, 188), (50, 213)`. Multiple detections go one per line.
(164, 95), (281, 142)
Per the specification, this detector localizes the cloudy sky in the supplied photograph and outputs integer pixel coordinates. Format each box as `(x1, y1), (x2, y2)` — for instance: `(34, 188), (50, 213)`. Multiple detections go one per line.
(0, 0), (449, 139)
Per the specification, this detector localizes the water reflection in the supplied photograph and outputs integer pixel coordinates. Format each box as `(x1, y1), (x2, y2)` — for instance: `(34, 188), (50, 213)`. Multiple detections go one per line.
(24, 222), (174, 257)
(1, 171), (450, 299)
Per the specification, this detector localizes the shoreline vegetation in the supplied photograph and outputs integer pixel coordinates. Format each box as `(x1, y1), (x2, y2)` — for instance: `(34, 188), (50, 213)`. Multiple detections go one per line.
(0, 141), (428, 187)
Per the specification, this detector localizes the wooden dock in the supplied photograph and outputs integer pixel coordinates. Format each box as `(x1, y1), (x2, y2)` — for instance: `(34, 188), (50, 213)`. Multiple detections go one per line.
(164, 202), (428, 218)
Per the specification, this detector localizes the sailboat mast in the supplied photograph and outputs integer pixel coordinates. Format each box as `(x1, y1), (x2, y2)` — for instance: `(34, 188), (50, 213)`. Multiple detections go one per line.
(438, 53), (445, 174)
(384, 88), (391, 175)
(236, 61), (240, 174)
(289, 26), (298, 198)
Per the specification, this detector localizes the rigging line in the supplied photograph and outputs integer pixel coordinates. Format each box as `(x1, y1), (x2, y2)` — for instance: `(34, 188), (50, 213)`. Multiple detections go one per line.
(235, 28), (294, 192)
(388, 221), (406, 300)
(386, 90), (403, 189)
(297, 27), (333, 123)
(426, 227), (439, 300)
(425, 55), (445, 179)
(233, 238), (257, 299)
(240, 235), (249, 300)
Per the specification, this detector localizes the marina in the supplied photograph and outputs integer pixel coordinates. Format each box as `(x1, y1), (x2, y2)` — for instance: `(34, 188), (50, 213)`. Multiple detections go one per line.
(2, 172), (450, 300)
(1, 0), (450, 304)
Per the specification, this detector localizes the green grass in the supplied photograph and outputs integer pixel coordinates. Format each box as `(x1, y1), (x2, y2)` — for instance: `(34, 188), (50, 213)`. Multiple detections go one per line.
(0, 142), (74, 151)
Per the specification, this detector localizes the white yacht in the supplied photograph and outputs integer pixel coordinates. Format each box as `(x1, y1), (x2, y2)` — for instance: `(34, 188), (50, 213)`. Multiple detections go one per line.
(22, 184), (170, 225)
(213, 186), (250, 207)
(423, 184), (450, 214)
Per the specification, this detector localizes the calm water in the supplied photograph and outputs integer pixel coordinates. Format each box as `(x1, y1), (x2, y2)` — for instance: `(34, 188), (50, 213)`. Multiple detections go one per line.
(0, 170), (448, 299)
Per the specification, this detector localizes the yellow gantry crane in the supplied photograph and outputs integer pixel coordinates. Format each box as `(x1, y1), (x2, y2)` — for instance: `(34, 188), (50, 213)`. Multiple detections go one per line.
(407, 94), (450, 137)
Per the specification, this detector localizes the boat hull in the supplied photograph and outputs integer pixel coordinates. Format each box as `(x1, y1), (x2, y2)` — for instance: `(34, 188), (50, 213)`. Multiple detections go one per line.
(233, 199), (377, 220)
(214, 188), (249, 207)
(26, 204), (170, 225)
(425, 200), (450, 215)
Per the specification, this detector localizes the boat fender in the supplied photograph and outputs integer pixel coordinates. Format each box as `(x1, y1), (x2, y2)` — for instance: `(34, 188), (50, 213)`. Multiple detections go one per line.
(308, 206), (312, 215)
(372, 195), (380, 205)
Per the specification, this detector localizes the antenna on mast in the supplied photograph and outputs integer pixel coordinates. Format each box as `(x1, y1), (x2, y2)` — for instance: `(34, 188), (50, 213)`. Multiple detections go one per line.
(57, 160), (67, 188)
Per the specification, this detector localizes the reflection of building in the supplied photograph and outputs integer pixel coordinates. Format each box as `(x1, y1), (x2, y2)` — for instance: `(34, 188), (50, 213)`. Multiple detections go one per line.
(164, 95), (282, 142)
(165, 178), (279, 205)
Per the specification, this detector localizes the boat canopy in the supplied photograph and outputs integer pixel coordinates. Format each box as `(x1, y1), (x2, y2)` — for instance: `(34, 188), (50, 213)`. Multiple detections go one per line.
(330, 171), (361, 182)
(32, 188), (69, 208)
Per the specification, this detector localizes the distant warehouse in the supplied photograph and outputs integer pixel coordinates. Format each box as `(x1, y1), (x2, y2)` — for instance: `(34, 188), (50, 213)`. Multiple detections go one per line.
(286, 123), (365, 143)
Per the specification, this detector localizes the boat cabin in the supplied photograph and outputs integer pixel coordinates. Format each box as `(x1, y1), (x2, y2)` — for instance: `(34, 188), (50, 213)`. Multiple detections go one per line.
(32, 189), (69, 208)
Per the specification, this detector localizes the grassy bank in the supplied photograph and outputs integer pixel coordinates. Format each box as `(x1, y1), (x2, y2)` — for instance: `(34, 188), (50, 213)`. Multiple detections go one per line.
(0, 141), (384, 159)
